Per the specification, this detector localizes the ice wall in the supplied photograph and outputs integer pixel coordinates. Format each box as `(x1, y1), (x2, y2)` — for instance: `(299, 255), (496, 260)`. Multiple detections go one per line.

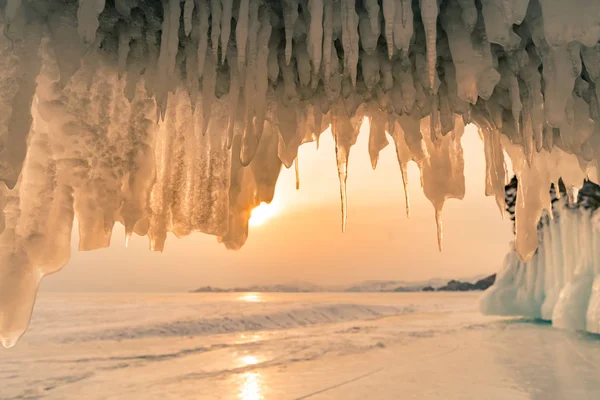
(481, 179), (600, 334)
(1, 0), (600, 346)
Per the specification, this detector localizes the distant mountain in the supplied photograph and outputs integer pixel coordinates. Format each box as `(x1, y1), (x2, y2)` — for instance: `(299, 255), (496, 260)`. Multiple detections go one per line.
(191, 281), (325, 293)
(345, 278), (449, 293)
(192, 286), (230, 293)
(190, 275), (495, 293)
(345, 280), (413, 292)
(436, 274), (496, 292)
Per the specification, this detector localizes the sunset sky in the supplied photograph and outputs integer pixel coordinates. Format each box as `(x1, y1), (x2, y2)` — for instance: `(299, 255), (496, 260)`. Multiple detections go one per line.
(41, 123), (514, 292)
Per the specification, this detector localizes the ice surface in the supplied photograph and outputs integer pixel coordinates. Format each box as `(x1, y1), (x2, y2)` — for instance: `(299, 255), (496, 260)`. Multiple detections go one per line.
(4, 292), (600, 399)
(1, 0), (600, 345)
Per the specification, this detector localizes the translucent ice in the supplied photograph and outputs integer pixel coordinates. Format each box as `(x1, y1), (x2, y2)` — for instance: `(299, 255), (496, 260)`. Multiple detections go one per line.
(1, 0), (600, 346)
(481, 179), (600, 334)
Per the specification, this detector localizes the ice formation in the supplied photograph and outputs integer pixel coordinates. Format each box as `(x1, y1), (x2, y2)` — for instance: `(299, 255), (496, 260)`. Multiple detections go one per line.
(1, 0), (600, 347)
(481, 177), (600, 334)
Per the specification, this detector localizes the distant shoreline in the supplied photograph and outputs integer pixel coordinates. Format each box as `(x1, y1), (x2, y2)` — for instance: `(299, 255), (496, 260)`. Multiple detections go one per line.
(190, 274), (496, 294)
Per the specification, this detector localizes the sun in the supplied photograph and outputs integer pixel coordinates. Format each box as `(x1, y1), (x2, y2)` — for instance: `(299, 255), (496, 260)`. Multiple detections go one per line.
(248, 202), (278, 227)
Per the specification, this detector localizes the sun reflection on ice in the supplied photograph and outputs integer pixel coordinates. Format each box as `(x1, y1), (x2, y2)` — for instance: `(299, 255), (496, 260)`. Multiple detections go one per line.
(237, 333), (262, 344)
(238, 372), (263, 400)
(239, 355), (260, 366)
(238, 292), (262, 302)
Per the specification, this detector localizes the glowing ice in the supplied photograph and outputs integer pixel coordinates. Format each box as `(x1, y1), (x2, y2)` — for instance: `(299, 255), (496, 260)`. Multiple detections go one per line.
(481, 179), (600, 334)
(1, 0), (600, 346)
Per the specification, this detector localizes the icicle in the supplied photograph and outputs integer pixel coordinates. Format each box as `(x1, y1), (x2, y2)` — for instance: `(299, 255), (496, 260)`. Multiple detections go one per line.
(227, 46), (241, 147)
(240, 0), (261, 166)
(421, 115), (465, 250)
(295, 42), (311, 87)
(331, 102), (357, 233)
(283, 0), (298, 65)
(295, 156), (300, 190)
(210, 0), (222, 59)
(542, 43), (581, 128)
(236, 0), (249, 71)
(125, 231), (132, 248)
(509, 74), (522, 137)
(341, 0), (359, 86)
(197, 0), (210, 79)
(308, 0), (324, 73)
(117, 24), (132, 77)
(430, 95), (442, 144)
(521, 49), (544, 147)
(456, 0), (478, 32)
(280, 52), (299, 102)
(435, 208), (443, 251)
(401, 165), (411, 218)
(202, 48), (217, 136)
(359, 14), (378, 55)
(322, 0), (333, 85)
(185, 41), (199, 109)
(253, 8), (272, 141)
(400, 0), (412, 28)
(77, 0), (106, 44)
(184, 0), (195, 36)
(394, 0), (413, 52)
(420, 0), (439, 93)
(392, 120), (414, 218)
(337, 154), (349, 233)
(479, 120), (507, 216)
(368, 110), (389, 169)
(267, 35), (280, 83)
(480, 0), (521, 49)
(0, 16), (42, 189)
(220, 0), (233, 63)
(383, 0), (395, 59)
(156, 0), (181, 116)
(364, 0), (380, 36)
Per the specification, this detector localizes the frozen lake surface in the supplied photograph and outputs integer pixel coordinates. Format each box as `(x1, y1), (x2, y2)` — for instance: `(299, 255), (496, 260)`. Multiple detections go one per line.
(1, 292), (599, 399)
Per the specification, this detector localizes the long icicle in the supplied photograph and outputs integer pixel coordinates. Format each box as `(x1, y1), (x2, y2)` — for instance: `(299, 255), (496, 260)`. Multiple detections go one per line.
(435, 208), (443, 252)
(295, 156), (300, 190)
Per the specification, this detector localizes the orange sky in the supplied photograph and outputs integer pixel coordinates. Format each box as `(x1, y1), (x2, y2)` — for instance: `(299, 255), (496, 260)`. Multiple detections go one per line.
(41, 123), (513, 292)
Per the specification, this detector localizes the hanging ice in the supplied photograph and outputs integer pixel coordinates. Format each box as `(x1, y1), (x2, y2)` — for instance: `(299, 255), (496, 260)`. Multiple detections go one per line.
(1, 0), (600, 347)
(76, 0), (106, 44)
(481, 178), (600, 335)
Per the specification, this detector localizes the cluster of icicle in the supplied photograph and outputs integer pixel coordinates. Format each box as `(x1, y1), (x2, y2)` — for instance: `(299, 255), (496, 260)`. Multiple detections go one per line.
(481, 177), (600, 334)
(1, 0), (600, 347)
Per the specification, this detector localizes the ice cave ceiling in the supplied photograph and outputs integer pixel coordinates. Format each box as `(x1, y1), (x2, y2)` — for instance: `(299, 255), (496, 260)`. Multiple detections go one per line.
(1, 0), (600, 346)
